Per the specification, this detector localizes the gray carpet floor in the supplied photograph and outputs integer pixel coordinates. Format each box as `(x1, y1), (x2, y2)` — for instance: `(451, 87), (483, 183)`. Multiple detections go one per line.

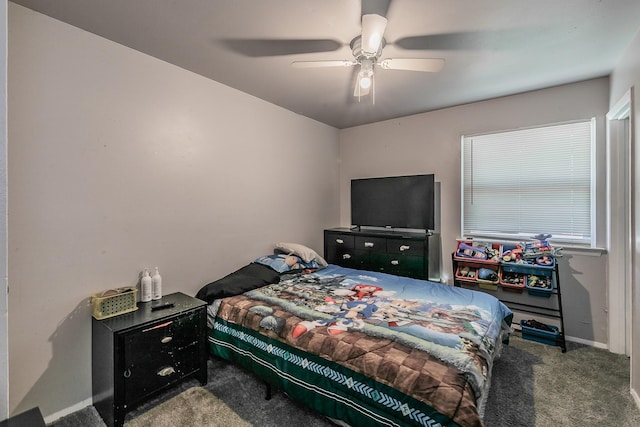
(48, 334), (640, 426)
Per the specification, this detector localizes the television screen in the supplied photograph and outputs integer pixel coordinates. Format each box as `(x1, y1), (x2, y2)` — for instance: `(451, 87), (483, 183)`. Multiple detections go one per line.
(351, 174), (435, 230)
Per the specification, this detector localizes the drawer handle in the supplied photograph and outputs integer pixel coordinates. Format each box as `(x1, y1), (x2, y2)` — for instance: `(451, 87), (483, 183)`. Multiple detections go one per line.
(342, 254), (351, 260)
(400, 245), (411, 252)
(391, 260), (399, 265)
(123, 369), (131, 378)
(335, 238), (344, 244)
(161, 336), (173, 344)
(142, 321), (173, 333)
(157, 367), (176, 377)
(364, 242), (374, 248)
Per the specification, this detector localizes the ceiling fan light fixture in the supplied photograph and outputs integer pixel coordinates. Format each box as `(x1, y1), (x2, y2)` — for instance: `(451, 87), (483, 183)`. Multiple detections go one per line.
(359, 74), (372, 89)
(358, 59), (374, 89)
(361, 14), (388, 57)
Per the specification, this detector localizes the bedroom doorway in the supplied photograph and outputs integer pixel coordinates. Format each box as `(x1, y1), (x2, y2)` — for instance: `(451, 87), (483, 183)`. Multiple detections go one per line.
(607, 88), (633, 356)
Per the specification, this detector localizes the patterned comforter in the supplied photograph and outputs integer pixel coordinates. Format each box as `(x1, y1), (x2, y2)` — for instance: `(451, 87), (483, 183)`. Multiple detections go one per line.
(208, 265), (512, 427)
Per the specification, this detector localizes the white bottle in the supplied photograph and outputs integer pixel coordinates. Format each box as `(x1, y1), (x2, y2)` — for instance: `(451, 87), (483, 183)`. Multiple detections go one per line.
(152, 267), (162, 300)
(141, 268), (152, 302)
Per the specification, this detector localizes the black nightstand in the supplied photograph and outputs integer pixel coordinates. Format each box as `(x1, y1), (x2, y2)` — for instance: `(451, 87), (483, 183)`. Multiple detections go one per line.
(92, 292), (208, 427)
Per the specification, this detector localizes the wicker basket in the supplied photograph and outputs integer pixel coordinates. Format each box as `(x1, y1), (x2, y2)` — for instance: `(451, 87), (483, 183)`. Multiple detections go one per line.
(91, 287), (138, 320)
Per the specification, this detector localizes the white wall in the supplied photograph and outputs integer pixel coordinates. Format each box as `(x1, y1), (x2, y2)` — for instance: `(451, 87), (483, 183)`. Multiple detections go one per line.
(610, 26), (640, 407)
(8, 3), (339, 419)
(0, 0), (8, 421)
(338, 78), (610, 345)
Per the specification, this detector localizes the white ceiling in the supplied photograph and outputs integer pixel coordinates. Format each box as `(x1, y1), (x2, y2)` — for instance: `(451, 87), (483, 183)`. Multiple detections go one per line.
(11, 0), (640, 129)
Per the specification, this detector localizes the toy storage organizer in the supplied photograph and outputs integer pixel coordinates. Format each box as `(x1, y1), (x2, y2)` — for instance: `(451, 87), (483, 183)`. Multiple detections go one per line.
(452, 241), (566, 352)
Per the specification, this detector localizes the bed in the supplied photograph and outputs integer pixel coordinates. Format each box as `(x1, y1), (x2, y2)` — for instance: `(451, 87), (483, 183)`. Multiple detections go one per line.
(196, 245), (512, 427)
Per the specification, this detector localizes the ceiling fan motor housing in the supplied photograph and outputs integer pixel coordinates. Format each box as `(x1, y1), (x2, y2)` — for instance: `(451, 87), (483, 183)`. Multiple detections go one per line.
(350, 36), (385, 61)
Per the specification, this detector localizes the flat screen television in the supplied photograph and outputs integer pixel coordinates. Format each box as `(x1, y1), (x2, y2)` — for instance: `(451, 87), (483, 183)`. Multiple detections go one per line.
(351, 174), (435, 231)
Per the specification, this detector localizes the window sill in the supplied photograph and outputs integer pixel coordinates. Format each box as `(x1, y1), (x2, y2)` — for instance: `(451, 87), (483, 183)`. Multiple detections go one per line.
(461, 235), (606, 257)
(560, 246), (606, 257)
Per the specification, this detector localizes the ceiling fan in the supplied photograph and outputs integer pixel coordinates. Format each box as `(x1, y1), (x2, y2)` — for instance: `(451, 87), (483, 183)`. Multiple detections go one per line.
(291, 14), (445, 102)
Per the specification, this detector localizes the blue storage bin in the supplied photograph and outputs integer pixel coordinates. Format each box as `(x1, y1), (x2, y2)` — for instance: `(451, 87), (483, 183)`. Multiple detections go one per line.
(500, 244), (557, 273)
(520, 320), (560, 346)
(525, 274), (554, 297)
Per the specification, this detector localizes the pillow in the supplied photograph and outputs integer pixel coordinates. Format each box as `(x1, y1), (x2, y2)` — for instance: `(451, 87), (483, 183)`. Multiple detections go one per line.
(274, 242), (328, 267)
(254, 254), (320, 273)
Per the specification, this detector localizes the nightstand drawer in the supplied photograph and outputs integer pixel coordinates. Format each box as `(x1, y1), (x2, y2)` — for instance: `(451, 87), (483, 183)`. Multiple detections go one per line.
(123, 312), (200, 354)
(123, 344), (200, 403)
(121, 311), (201, 404)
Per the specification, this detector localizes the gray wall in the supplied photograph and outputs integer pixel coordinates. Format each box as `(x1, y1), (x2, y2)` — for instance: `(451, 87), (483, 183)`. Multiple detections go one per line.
(338, 77), (610, 345)
(8, 4), (339, 419)
(610, 26), (640, 408)
(0, 1), (7, 421)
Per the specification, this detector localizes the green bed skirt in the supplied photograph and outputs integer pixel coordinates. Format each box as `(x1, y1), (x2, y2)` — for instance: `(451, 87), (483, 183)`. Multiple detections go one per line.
(209, 318), (458, 427)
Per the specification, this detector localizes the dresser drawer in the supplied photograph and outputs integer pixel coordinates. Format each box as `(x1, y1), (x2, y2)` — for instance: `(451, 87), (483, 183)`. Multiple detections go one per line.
(385, 255), (426, 279)
(326, 233), (355, 248)
(354, 236), (387, 253)
(325, 232), (356, 267)
(386, 239), (425, 256)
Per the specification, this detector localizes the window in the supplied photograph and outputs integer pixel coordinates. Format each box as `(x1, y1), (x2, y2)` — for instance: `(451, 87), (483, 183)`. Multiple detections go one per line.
(461, 119), (595, 246)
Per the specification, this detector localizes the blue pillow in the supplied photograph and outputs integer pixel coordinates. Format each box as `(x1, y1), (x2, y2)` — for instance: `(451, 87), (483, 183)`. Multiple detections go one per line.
(254, 254), (319, 273)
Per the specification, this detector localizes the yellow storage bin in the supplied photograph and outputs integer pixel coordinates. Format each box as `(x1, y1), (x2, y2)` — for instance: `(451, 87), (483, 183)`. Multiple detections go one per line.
(91, 287), (138, 320)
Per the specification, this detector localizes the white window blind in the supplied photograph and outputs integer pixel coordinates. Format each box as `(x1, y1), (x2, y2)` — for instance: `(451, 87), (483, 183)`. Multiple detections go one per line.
(462, 119), (595, 246)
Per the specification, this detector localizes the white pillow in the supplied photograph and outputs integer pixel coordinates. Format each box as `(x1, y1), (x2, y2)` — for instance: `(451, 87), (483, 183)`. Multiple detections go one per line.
(274, 242), (328, 267)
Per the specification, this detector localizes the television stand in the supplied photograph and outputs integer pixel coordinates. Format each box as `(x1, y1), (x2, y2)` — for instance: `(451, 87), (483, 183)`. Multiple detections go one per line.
(324, 228), (433, 280)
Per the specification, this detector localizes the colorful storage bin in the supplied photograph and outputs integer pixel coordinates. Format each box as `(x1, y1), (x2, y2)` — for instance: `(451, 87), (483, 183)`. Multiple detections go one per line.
(454, 240), (501, 264)
(499, 270), (526, 292)
(477, 267), (499, 290)
(526, 273), (554, 297)
(455, 264), (478, 285)
(501, 243), (557, 272)
(520, 320), (560, 346)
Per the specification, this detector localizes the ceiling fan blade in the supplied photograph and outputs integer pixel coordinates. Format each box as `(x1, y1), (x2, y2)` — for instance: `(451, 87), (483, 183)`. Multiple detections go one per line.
(221, 39), (341, 57)
(361, 0), (392, 18)
(394, 29), (531, 51)
(378, 58), (445, 72)
(361, 14), (388, 56)
(394, 33), (474, 51)
(292, 60), (356, 68)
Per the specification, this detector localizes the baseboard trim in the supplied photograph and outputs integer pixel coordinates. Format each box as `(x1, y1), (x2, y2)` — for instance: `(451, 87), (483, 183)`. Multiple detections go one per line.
(42, 397), (93, 424)
(632, 388), (640, 411)
(564, 335), (608, 350)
